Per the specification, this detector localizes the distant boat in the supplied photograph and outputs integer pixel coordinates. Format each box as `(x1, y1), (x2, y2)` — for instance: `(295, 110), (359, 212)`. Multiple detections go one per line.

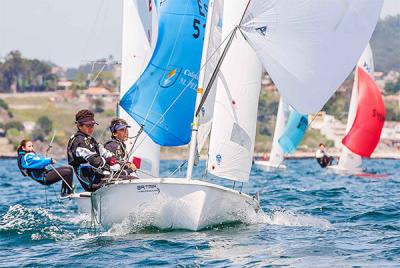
(254, 98), (308, 171)
(73, 0), (383, 231)
(329, 44), (386, 174)
(254, 98), (289, 170)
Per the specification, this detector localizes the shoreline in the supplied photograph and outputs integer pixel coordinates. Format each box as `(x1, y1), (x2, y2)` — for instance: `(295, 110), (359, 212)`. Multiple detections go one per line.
(3, 152), (399, 160)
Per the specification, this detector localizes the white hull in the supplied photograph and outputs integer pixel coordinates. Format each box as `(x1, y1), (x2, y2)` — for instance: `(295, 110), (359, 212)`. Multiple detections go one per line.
(327, 164), (363, 175)
(254, 160), (287, 171)
(65, 192), (92, 214)
(90, 178), (260, 231)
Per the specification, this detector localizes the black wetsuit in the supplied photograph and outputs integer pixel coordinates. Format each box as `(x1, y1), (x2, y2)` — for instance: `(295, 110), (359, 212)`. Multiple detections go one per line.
(17, 149), (73, 195)
(67, 131), (114, 192)
(104, 137), (135, 176)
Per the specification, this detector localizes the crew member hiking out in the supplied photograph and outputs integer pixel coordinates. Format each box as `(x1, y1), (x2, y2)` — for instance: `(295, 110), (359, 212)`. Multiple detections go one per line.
(17, 139), (74, 196)
(315, 143), (334, 168)
(67, 109), (122, 192)
(104, 118), (138, 177)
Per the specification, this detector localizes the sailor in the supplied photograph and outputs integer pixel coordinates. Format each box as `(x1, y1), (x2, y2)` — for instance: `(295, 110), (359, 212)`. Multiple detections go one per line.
(67, 109), (121, 192)
(104, 118), (138, 176)
(315, 143), (334, 168)
(17, 139), (74, 196)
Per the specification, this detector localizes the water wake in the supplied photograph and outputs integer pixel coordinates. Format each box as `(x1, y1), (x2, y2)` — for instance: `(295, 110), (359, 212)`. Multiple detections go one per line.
(246, 209), (333, 229)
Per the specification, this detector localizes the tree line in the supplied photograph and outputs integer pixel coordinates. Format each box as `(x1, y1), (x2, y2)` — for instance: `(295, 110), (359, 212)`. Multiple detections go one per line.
(0, 50), (57, 93)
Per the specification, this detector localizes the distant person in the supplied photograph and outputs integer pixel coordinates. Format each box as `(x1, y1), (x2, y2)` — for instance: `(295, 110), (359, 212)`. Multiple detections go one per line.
(67, 109), (127, 192)
(17, 139), (74, 196)
(315, 143), (334, 168)
(104, 118), (138, 177)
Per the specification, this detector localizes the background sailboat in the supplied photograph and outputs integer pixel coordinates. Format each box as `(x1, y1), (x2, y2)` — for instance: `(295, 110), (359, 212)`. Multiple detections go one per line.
(329, 44), (386, 173)
(254, 98), (289, 170)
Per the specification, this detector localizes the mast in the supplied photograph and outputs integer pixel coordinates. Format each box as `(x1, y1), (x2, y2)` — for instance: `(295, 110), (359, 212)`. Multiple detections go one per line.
(186, 0), (216, 179)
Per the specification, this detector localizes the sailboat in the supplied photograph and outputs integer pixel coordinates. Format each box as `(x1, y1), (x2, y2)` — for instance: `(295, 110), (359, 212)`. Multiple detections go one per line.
(328, 44), (385, 173)
(254, 98), (309, 170)
(254, 98), (289, 170)
(85, 0), (382, 231)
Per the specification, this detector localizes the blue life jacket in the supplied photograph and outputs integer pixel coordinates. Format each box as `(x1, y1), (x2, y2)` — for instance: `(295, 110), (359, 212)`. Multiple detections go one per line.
(17, 150), (51, 183)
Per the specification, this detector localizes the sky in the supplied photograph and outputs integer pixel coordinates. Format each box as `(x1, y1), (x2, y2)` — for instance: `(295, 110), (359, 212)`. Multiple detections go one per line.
(0, 0), (399, 68)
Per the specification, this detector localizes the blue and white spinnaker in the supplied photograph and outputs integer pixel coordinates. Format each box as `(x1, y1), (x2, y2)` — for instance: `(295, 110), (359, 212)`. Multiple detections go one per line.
(120, 0), (209, 146)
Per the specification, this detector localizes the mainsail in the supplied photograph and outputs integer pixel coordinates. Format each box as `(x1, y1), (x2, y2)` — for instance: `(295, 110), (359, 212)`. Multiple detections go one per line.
(120, 0), (209, 146)
(268, 98), (289, 166)
(207, 0), (262, 182)
(120, 0), (160, 177)
(342, 66), (385, 158)
(278, 111), (308, 154)
(338, 45), (374, 170)
(240, 0), (384, 114)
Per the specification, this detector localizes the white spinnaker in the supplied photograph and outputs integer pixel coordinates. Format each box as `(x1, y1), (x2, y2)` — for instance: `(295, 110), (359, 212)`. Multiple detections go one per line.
(338, 44), (374, 171)
(207, 0), (262, 182)
(120, 0), (160, 177)
(268, 97), (289, 165)
(240, 0), (383, 114)
(197, 0), (224, 152)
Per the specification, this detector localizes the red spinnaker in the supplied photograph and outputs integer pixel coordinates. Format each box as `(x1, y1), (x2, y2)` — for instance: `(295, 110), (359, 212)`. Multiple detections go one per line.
(342, 67), (385, 157)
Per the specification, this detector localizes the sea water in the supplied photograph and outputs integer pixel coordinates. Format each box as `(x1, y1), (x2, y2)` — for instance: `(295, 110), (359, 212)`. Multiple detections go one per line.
(0, 158), (399, 267)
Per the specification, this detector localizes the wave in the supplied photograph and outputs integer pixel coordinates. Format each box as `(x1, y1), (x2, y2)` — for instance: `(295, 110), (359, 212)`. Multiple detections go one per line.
(247, 209), (333, 229)
(0, 205), (76, 241)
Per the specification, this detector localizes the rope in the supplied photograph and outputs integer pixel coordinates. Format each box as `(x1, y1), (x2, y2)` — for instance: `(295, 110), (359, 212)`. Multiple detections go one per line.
(49, 164), (74, 191)
(169, 160), (188, 177)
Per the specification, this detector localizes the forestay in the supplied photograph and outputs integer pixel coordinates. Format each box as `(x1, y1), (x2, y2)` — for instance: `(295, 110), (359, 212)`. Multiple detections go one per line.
(278, 111), (308, 154)
(207, 0), (262, 182)
(119, 0), (160, 177)
(338, 45), (374, 170)
(120, 0), (209, 146)
(240, 0), (384, 114)
(268, 98), (289, 165)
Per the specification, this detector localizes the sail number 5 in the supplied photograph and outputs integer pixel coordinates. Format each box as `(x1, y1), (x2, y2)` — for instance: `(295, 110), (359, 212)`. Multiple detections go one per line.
(193, 0), (208, 39)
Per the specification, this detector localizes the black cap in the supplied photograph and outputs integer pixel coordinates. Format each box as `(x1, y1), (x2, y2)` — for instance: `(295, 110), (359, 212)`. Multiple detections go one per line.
(75, 109), (98, 125)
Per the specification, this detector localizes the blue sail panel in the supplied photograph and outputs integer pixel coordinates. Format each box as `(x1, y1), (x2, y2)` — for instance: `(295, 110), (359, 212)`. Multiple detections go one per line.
(120, 0), (209, 146)
(278, 112), (308, 153)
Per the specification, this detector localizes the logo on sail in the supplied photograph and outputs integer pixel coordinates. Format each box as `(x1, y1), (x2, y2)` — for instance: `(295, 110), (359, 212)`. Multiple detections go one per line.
(201, 106), (206, 117)
(216, 154), (222, 165)
(255, 26), (268, 36)
(160, 67), (181, 88)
